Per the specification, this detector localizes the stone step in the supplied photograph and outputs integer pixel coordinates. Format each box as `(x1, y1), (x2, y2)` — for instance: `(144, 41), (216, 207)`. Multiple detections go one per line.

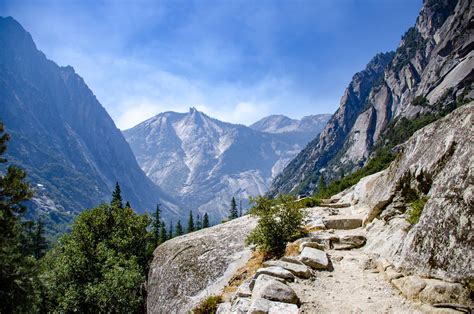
(299, 247), (330, 270)
(248, 298), (299, 314)
(319, 202), (351, 208)
(262, 260), (312, 279)
(323, 217), (362, 230)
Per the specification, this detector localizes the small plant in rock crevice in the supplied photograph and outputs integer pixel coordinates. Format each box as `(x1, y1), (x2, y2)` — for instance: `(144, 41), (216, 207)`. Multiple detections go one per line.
(406, 196), (429, 225)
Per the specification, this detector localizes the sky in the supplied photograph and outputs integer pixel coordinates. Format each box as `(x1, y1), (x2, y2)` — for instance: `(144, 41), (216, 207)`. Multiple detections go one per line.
(0, 0), (422, 129)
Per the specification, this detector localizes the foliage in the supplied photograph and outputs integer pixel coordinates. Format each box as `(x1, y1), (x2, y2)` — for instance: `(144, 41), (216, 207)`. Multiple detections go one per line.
(407, 196), (429, 225)
(151, 204), (162, 245)
(246, 195), (307, 258)
(293, 196), (321, 209)
(202, 213), (210, 228)
(193, 295), (223, 314)
(187, 210), (195, 233)
(111, 181), (123, 209)
(32, 219), (48, 259)
(229, 196), (238, 220)
(159, 221), (168, 244)
(0, 122), (37, 313)
(175, 220), (184, 236)
(41, 203), (152, 312)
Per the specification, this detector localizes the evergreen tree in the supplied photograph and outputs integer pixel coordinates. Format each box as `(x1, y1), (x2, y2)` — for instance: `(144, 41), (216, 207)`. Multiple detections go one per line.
(0, 122), (36, 312)
(111, 182), (123, 209)
(32, 219), (48, 259)
(175, 220), (184, 236)
(229, 197), (238, 220)
(168, 220), (173, 239)
(202, 213), (210, 229)
(159, 221), (167, 244)
(196, 214), (202, 230)
(187, 211), (195, 233)
(151, 204), (161, 245)
(318, 175), (326, 192)
(125, 201), (131, 209)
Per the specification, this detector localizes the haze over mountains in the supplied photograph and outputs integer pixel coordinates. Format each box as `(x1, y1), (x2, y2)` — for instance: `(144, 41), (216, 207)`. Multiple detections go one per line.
(123, 109), (330, 221)
(0, 16), (180, 235)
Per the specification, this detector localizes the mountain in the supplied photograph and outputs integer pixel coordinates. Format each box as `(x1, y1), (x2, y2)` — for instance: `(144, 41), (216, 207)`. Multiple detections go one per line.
(0, 17), (180, 236)
(123, 109), (330, 222)
(269, 0), (473, 196)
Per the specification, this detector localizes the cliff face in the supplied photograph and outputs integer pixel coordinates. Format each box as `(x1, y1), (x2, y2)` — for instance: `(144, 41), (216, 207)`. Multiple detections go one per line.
(269, 0), (473, 196)
(358, 103), (473, 284)
(0, 17), (180, 235)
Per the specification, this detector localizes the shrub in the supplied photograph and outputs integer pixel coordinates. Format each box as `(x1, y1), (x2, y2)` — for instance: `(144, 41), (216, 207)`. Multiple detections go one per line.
(407, 196), (428, 225)
(193, 295), (223, 314)
(246, 195), (307, 258)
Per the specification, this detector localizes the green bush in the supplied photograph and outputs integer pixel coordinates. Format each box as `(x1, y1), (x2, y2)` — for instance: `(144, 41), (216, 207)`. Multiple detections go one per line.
(293, 197), (320, 209)
(193, 295), (223, 314)
(246, 195), (307, 258)
(407, 196), (428, 225)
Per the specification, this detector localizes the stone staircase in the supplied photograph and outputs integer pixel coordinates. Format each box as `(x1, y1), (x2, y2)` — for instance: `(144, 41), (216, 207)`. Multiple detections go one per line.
(217, 202), (370, 314)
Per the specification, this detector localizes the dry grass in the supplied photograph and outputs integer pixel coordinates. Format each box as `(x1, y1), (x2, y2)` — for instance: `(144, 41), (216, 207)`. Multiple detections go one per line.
(284, 241), (300, 257)
(222, 250), (266, 299)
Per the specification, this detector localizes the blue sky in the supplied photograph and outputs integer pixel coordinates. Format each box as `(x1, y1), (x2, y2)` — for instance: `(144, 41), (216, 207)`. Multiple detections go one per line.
(1, 0), (421, 129)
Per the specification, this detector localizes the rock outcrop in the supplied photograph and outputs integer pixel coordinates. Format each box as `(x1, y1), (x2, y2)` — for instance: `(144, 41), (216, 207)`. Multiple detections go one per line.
(269, 0), (473, 196)
(359, 102), (473, 285)
(147, 216), (257, 313)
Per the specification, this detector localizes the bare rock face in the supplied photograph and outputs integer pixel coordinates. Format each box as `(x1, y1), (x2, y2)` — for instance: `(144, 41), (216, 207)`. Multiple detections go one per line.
(147, 216), (257, 313)
(269, 0), (473, 196)
(361, 103), (473, 284)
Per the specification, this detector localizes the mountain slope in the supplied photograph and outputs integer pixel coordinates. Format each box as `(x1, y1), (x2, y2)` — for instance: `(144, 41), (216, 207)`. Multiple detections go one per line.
(0, 17), (180, 235)
(269, 0), (473, 196)
(123, 109), (330, 221)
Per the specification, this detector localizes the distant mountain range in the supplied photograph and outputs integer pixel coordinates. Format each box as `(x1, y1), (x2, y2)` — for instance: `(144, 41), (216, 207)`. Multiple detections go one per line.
(123, 109), (330, 222)
(0, 16), (180, 236)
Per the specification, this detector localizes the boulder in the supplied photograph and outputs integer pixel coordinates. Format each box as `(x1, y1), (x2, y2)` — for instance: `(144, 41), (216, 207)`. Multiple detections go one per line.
(299, 241), (326, 252)
(280, 256), (304, 265)
(333, 235), (366, 250)
(418, 279), (470, 305)
(235, 281), (252, 298)
(248, 298), (299, 314)
(216, 302), (232, 314)
(263, 260), (312, 279)
(230, 297), (252, 313)
(147, 216), (257, 313)
(383, 266), (403, 281)
(299, 247), (329, 270)
(255, 266), (295, 282)
(392, 275), (427, 300)
(250, 274), (286, 291)
(252, 278), (299, 305)
(323, 217), (362, 230)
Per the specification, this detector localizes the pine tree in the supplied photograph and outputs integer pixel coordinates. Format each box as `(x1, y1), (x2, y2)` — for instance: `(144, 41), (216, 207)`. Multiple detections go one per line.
(125, 201), (131, 209)
(175, 220), (184, 236)
(202, 213), (210, 229)
(168, 220), (173, 239)
(229, 197), (238, 220)
(318, 175), (326, 191)
(32, 219), (48, 259)
(159, 221), (167, 244)
(111, 182), (123, 209)
(0, 122), (35, 312)
(196, 214), (202, 230)
(187, 211), (194, 233)
(151, 204), (161, 245)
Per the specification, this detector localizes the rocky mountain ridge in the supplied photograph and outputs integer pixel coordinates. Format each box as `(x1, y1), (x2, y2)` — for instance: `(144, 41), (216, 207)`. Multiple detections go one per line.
(0, 16), (180, 235)
(123, 109), (330, 221)
(269, 0), (473, 196)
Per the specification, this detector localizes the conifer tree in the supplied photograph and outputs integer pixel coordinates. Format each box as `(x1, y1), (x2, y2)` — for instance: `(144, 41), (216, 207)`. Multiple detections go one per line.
(125, 201), (131, 209)
(202, 213), (210, 229)
(175, 220), (184, 236)
(229, 197), (238, 220)
(151, 204), (161, 245)
(168, 220), (173, 239)
(32, 219), (48, 259)
(196, 214), (202, 230)
(0, 122), (35, 312)
(159, 221), (167, 244)
(318, 175), (326, 191)
(111, 182), (123, 209)
(187, 211), (194, 233)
